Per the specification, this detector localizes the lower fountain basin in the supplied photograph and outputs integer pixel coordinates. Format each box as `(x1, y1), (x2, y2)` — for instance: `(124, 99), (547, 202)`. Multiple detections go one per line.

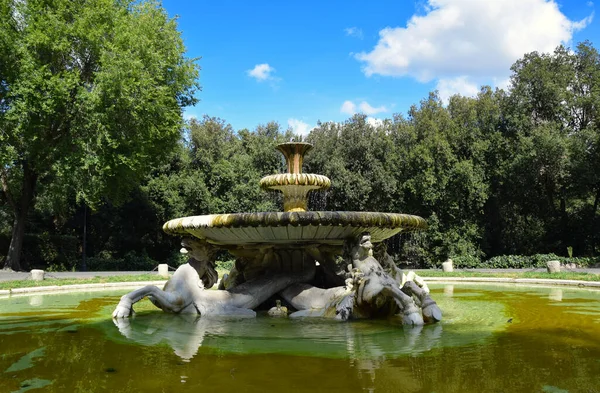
(2, 284), (600, 393)
(162, 211), (427, 245)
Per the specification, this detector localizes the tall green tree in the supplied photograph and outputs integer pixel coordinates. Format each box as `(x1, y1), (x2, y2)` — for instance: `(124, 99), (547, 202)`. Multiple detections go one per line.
(0, 0), (199, 270)
(498, 41), (600, 255)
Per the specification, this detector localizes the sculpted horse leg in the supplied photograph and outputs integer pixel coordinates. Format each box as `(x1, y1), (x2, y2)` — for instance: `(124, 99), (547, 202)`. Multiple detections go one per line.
(402, 280), (442, 323)
(113, 238), (217, 319)
(113, 263), (202, 318)
(195, 264), (317, 316)
(112, 284), (194, 317)
(279, 283), (353, 319)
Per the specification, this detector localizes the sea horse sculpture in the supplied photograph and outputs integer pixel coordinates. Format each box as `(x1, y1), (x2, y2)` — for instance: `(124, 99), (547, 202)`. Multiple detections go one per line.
(279, 232), (441, 324)
(113, 234), (441, 325)
(113, 237), (314, 318)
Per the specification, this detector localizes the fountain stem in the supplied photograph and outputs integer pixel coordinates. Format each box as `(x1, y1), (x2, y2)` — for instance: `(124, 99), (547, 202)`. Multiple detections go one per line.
(260, 142), (331, 212)
(276, 142), (313, 174)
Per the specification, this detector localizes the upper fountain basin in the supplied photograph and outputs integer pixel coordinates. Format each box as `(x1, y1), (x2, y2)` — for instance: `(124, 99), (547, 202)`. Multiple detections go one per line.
(163, 211), (427, 245)
(259, 173), (331, 190)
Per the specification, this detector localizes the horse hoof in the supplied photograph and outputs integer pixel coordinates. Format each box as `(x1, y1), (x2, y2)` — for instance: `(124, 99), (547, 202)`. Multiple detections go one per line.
(402, 311), (424, 326)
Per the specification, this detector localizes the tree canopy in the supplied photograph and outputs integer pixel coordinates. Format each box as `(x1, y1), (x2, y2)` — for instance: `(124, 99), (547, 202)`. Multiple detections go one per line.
(1, 22), (599, 270)
(0, 0), (199, 270)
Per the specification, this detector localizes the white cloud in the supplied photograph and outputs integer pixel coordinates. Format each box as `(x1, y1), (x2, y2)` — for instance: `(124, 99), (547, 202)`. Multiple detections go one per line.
(340, 100), (387, 115)
(492, 76), (511, 91)
(345, 27), (364, 39)
(366, 117), (384, 127)
(358, 101), (387, 115)
(340, 100), (357, 115)
(573, 12), (595, 30)
(356, 0), (593, 84)
(287, 118), (313, 136)
(436, 76), (479, 102)
(247, 63), (276, 81)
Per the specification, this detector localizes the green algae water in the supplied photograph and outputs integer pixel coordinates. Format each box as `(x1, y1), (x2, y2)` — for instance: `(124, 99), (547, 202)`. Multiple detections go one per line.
(1, 284), (600, 393)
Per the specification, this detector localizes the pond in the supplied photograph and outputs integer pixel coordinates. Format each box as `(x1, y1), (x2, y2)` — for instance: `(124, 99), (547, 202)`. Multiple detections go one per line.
(1, 283), (599, 393)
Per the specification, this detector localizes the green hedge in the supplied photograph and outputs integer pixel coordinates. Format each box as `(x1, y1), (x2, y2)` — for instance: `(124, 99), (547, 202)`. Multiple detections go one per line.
(452, 254), (600, 269)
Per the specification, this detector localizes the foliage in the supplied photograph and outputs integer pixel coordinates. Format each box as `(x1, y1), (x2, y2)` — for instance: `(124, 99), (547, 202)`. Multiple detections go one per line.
(3, 39), (600, 271)
(0, 0), (200, 270)
(20, 233), (79, 271)
(215, 260), (235, 271)
(85, 251), (158, 272)
(450, 254), (600, 269)
(413, 270), (600, 282)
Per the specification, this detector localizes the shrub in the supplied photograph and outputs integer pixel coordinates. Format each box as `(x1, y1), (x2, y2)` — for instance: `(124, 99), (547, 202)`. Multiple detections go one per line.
(215, 260), (234, 271)
(452, 255), (482, 269)
(452, 253), (600, 269)
(21, 233), (79, 271)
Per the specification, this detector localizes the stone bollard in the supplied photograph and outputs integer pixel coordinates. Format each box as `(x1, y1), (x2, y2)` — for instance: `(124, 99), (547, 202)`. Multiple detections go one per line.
(31, 269), (45, 281)
(158, 264), (169, 278)
(442, 259), (454, 272)
(547, 260), (561, 274)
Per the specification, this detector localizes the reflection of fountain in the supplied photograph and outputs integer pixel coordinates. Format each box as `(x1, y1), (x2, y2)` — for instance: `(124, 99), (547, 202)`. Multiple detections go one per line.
(112, 313), (444, 361)
(114, 142), (441, 324)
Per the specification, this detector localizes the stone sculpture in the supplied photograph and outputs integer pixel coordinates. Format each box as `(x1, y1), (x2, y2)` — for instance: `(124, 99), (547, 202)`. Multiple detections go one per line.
(113, 233), (440, 324)
(113, 141), (442, 325)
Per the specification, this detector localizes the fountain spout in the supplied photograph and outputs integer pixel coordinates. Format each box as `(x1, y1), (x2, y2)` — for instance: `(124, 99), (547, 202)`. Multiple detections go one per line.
(260, 142), (331, 212)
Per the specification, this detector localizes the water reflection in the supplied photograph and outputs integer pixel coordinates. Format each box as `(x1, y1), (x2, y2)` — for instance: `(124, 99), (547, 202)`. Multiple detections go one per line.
(112, 313), (447, 362)
(548, 288), (563, 302)
(28, 295), (44, 307)
(443, 284), (454, 297)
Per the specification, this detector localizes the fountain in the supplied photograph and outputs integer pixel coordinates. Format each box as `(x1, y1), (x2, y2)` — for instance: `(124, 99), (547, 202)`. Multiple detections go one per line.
(113, 142), (441, 324)
(6, 144), (600, 393)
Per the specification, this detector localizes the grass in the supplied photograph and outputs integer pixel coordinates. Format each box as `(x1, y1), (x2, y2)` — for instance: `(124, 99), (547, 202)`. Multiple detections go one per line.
(0, 274), (165, 291)
(414, 270), (600, 281)
(0, 269), (232, 291)
(1, 269), (598, 291)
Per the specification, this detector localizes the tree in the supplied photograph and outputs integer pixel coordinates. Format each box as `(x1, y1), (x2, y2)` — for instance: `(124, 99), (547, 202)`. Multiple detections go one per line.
(0, 0), (200, 270)
(498, 41), (600, 255)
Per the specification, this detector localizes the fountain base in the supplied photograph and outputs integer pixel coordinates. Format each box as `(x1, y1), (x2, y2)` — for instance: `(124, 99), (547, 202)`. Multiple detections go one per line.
(113, 233), (441, 325)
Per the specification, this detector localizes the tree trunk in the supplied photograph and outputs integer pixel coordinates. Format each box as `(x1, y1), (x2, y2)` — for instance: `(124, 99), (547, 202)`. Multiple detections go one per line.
(5, 214), (27, 271)
(2, 164), (37, 272)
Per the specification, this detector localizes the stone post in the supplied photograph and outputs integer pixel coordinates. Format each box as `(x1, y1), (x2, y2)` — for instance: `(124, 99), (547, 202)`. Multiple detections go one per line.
(31, 269), (45, 281)
(547, 260), (561, 274)
(442, 259), (453, 272)
(158, 264), (169, 278)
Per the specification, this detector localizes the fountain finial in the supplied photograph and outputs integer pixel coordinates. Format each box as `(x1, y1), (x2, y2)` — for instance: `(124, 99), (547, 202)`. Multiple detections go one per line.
(259, 142), (330, 212)
(276, 142), (313, 174)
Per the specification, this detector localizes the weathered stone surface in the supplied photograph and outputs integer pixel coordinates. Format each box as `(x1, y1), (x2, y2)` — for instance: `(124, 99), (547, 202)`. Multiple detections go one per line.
(442, 259), (454, 272)
(547, 260), (561, 273)
(113, 234), (442, 326)
(31, 269), (45, 281)
(267, 300), (288, 317)
(158, 264), (169, 278)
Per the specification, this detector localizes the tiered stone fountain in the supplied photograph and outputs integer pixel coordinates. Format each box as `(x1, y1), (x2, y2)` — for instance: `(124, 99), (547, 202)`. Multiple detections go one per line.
(114, 142), (441, 325)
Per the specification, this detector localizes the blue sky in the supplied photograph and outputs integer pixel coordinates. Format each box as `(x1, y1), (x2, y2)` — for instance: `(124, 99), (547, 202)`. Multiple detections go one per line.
(161, 0), (599, 134)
